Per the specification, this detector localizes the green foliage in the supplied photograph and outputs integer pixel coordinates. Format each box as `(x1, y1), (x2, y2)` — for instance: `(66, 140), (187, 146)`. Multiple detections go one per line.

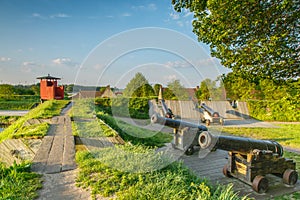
(0, 162), (42, 199)
(123, 73), (155, 97)
(153, 83), (162, 96)
(222, 73), (257, 100)
(248, 99), (300, 122)
(0, 84), (15, 96)
(76, 150), (247, 200)
(167, 79), (189, 100)
(95, 97), (151, 119)
(172, 0), (299, 80)
(96, 111), (172, 147)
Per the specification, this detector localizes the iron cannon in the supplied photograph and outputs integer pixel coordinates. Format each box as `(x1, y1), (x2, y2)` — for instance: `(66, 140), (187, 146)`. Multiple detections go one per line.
(199, 103), (224, 126)
(199, 131), (298, 193)
(151, 113), (207, 154)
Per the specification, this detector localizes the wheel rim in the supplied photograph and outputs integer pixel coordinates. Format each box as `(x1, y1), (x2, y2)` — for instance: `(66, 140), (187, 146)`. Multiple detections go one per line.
(252, 175), (268, 193)
(283, 169), (298, 185)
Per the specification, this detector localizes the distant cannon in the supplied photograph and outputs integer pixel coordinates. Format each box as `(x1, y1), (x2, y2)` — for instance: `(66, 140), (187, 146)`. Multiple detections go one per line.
(158, 86), (174, 119)
(151, 113), (207, 154)
(197, 103), (224, 126)
(199, 131), (298, 193)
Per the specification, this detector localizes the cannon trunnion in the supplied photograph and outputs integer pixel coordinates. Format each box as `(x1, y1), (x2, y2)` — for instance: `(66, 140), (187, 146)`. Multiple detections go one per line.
(199, 131), (298, 193)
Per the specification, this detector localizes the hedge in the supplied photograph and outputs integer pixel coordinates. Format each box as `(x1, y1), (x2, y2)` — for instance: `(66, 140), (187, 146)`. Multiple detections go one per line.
(247, 98), (300, 122)
(95, 97), (155, 119)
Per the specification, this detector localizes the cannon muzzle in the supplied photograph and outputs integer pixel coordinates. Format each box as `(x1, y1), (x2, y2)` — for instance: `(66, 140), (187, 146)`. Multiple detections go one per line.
(151, 113), (208, 131)
(199, 131), (283, 156)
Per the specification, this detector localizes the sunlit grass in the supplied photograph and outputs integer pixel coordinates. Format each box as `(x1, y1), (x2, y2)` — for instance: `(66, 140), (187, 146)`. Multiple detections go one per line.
(222, 124), (300, 149)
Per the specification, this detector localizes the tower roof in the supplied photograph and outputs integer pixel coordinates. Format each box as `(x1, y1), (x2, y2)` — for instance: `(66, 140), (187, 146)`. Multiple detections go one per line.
(36, 74), (61, 80)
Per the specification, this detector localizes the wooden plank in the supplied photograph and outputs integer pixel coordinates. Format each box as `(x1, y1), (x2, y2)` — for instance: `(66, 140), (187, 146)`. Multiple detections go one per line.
(31, 136), (54, 173)
(62, 135), (76, 171)
(44, 135), (64, 174)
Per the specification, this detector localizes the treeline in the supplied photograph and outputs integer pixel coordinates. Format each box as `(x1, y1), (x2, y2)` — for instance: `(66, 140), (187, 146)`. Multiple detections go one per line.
(196, 72), (300, 121)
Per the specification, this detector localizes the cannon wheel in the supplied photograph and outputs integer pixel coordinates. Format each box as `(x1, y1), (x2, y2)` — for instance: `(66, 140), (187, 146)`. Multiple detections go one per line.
(185, 146), (194, 155)
(283, 169), (298, 186)
(252, 175), (268, 193)
(222, 164), (232, 178)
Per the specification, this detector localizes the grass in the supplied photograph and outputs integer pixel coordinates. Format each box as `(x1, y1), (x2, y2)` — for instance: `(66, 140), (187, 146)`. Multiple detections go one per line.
(0, 100), (38, 110)
(76, 148), (248, 200)
(0, 162), (42, 200)
(72, 118), (117, 138)
(0, 100), (69, 143)
(269, 151), (300, 200)
(97, 111), (172, 147)
(222, 124), (300, 149)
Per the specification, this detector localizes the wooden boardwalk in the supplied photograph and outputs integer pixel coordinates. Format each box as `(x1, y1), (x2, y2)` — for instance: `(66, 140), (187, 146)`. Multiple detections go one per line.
(32, 107), (76, 174)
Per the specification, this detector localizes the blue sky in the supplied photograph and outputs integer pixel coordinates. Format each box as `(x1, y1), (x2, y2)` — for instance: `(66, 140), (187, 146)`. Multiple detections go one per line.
(0, 0), (230, 87)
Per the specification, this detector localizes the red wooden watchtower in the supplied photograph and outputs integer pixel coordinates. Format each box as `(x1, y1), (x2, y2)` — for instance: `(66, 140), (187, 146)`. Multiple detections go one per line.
(36, 74), (64, 101)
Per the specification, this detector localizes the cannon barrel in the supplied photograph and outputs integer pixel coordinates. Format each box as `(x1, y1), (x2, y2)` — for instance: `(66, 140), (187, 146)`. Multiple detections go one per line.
(201, 103), (220, 117)
(151, 113), (208, 131)
(199, 131), (283, 156)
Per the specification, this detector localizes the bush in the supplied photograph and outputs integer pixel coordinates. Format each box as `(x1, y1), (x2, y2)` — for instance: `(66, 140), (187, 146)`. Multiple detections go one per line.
(95, 97), (153, 119)
(247, 98), (300, 121)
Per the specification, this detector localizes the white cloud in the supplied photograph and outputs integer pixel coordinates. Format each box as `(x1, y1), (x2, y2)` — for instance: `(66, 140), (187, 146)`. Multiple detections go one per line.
(52, 57), (78, 67)
(170, 12), (180, 20)
(147, 3), (157, 11)
(0, 57), (11, 62)
(165, 60), (192, 68)
(52, 58), (72, 65)
(93, 63), (105, 70)
(132, 3), (157, 11)
(50, 13), (71, 18)
(122, 13), (131, 17)
(22, 61), (37, 73)
(164, 74), (177, 82)
(23, 61), (35, 66)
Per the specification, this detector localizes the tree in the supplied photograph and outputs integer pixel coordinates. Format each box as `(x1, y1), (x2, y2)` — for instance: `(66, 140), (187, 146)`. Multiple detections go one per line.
(172, 0), (300, 80)
(166, 79), (189, 100)
(222, 73), (257, 100)
(0, 84), (15, 97)
(123, 73), (154, 97)
(153, 84), (162, 96)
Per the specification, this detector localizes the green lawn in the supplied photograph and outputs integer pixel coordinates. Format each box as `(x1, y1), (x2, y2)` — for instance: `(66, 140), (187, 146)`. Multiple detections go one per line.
(222, 124), (300, 149)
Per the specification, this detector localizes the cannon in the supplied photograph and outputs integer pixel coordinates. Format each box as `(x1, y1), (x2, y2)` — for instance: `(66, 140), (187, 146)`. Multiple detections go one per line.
(199, 103), (224, 126)
(158, 86), (174, 119)
(151, 113), (207, 154)
(199, 131), (298, 193)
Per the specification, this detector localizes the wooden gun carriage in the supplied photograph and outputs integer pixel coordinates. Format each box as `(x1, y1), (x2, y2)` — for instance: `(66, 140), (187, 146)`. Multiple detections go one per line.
(199, 131), (298, 193)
